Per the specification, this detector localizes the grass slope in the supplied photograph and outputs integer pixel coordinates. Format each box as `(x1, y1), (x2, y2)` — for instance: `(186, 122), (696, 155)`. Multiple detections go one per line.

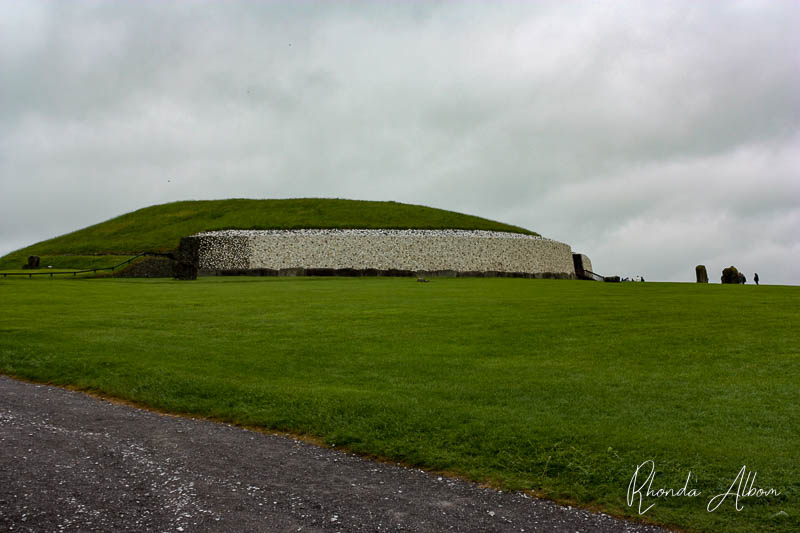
(0, 199), (537, 270)
(1, 276), (797, 532)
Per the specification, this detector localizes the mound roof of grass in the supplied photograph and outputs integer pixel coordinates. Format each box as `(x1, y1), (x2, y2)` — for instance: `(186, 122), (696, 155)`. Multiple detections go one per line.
(0, 199), (538, 269)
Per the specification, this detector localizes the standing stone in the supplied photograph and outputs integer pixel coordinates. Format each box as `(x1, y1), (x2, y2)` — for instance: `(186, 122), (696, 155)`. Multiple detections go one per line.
(695, 265), (708, 283)
(721, 266), (740, 284)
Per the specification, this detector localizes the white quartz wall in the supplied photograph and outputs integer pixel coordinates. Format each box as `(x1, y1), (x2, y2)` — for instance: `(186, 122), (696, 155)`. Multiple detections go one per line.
(194, 229), (576, 275)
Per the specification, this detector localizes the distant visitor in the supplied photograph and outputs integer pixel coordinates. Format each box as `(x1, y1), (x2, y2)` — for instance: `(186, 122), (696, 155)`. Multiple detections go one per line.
(754, 273), (759, 285)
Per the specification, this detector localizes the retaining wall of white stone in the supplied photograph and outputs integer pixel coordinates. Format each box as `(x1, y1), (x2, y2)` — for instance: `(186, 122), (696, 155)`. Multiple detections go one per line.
(191, 229), (577, 276)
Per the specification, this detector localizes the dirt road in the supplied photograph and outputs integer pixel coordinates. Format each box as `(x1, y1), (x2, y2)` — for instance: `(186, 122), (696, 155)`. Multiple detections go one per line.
(0, 376), (669, 532)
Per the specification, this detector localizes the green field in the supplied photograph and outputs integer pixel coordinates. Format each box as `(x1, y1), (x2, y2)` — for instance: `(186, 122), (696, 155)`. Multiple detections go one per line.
(0, 198), (536, 270)
(1, 276), (797, 532)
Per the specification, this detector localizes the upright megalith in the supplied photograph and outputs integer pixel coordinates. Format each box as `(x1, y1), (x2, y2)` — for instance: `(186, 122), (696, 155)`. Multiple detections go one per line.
(695, 265), (708, 283)
(721, 266), (740, 284)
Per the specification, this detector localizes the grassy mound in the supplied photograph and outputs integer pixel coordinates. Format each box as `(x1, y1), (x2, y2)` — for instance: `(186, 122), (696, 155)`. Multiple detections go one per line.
(0, 198), (537, 270)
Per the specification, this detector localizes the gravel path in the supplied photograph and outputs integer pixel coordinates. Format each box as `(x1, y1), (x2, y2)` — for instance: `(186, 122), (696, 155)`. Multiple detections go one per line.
(0, 376), (671, 532)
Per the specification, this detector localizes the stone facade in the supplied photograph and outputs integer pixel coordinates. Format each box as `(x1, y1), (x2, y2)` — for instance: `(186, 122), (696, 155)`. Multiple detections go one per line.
(185, 229), (578, 277)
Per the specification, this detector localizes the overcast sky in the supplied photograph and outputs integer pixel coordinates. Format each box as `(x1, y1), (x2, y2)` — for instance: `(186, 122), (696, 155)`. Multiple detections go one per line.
(1, 1), (798, 284)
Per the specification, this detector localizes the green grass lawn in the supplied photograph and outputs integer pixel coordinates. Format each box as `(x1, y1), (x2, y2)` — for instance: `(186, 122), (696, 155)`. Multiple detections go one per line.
(1, 276), (797, 532)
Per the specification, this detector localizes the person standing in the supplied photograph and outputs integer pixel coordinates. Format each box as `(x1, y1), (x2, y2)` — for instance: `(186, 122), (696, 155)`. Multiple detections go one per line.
(754, 273), (759, 285)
